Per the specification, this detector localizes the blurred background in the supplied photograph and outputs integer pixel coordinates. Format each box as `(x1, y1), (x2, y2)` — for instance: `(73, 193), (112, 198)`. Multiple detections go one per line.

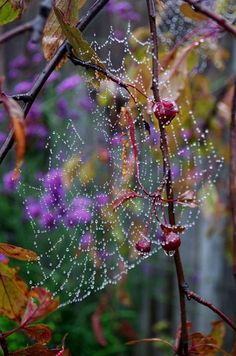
(0, 0), (236, 355)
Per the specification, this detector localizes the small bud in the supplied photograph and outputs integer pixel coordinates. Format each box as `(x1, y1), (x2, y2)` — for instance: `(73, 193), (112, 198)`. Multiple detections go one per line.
(135, 239), (151, 253)
(153, 99), (179, 125)
(161, 232), (181, 253)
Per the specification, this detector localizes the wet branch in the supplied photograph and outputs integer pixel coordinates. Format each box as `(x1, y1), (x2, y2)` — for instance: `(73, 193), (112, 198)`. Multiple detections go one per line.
(183, 0), (236, 38)
(0, 0), (110, 165)
(0, 21), (33, 44)
(146, 0), (189, 354)
(230, 79), (236, 282)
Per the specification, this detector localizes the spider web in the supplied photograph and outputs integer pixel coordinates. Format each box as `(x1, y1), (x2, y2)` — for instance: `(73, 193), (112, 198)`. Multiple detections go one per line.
(19, 1), (229, 306)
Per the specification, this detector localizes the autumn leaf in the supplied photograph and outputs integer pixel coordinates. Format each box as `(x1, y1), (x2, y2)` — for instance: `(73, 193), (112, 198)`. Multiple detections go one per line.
(209, 320), (225, 349)
(0, 0), (29, 25)
(23, 324), (52, 344)
(0, 243), (38, 261)
(42, 0), (79, 67)
(0, 263), (28, 322)
(54, 7), (106, 83)
(180, 3), (208, 22)
(0, 84), (26, 180)
(21, 287), (59, 325)
(112, 191), (141, 210)
(177, 190), (198, 208)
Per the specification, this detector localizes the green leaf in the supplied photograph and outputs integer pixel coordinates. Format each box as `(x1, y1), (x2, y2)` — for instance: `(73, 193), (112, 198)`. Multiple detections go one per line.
(0, 0), (28, 25)
(54, 7), (106, 84)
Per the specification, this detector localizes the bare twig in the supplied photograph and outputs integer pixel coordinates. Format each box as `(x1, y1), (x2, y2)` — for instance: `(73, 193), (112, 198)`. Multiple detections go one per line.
(146, 1), (189, 354)
(0, 0), (110, 165)
(230, 79), (236, 282)
(184, 288), (236, 332)
(183, 0), (236, 38)
(0, 21), (33, 44)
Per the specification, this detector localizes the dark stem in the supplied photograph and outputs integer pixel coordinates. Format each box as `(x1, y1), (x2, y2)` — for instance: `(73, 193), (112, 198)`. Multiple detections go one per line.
(0, 333), (9, 356)
(146, 1), (188, 354)
(0, 0), (110, 165)
(184, 288), (236, 333)
(230, 79), (236, 282)
(0, 21), (33, 44)
(183, 0), (236, 37)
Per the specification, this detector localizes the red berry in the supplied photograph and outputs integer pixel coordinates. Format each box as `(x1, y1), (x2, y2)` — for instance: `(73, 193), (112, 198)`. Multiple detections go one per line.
(161, 232), (181, 252)
(135, 239), (151, 253)
(153, 99), (179, 125)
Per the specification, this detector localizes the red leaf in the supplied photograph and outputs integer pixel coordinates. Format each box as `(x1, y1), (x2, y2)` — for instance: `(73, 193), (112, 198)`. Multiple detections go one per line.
(23, 324), (53, 344)
(91, 297), (107, 346)
(10, 343), (69, 356)
(21, 288), (59, 325)
(0, 81), (26, 179)
(112, 190), (141, 210)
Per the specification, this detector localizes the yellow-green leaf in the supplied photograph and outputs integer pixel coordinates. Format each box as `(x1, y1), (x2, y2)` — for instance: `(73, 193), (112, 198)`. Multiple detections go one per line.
(0, 263), (28, 321)
(180, 3), (208, 22)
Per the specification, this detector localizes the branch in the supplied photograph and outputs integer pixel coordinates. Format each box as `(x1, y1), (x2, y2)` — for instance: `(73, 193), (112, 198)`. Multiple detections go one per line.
(0, 21), (33, 44)
(0, 333), (9, 356)
(230, 79), (236, 282)
(0, 0), (110, 165)
(182, 0), (236, 38)
(184, 288), (236, 333)
(146, 1), (188, 354)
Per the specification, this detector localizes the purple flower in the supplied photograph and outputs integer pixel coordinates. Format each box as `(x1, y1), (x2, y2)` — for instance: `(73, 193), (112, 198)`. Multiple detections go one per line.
(10, 55), (28, 69)
(28, 102), (42, 120)
(32, 53), (43, 64)
(14, 81), (31, 93)
(107, 1), (140, 22)
(78, 97), (95, 112)
(27, 124), (48, 138)
(95, 193), (109, 207)
(46, 71), (60, 84)
(3, 171), (19, 192)
(56, 74), (82, 94)
(25, 199), (41, 219)
(80, 232), (93, 249)
(64, 209), (91, 227)
(110, 133), (123, 146)
(40, 211), (57, 229)
(56, 97), (69, 118)
(72, 196), (91, 209)
(0, 132), (6, 144)
(8, 68), (20, 79)
(43, 169), (65, 203)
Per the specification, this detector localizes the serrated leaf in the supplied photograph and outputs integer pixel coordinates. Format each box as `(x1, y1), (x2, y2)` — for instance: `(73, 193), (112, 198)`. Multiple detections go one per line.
(180, 3), (208, 22)
(21, 287), (59, 325)
(23, 324), (53, 344)
(0, 0), (26, 25)
(0, 263), (28, 322)
(112, 191), (141, 210)
(0, 243), (38, 261)
(54, 7), (106, 84)
(10, 343), (69, 356)
(42, 0), (79, 67)
(0, 81), (26, 179)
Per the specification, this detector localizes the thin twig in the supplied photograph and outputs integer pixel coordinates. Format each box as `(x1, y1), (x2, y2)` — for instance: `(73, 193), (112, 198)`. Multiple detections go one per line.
(184, 288), (236, 333)
(0, 333), (9, 356)
(0, 21), (33, 44)
(146, 1), (189, 354)
(230, 79), (236, 282)
(183, 0), (236, 38)
(0, 0), (110, 165)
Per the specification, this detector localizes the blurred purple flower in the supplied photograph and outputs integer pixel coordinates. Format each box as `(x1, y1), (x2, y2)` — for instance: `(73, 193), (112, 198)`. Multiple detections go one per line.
(56, 74), (82, 94)
(72, 196), (92, 209)
(0, 132), (6, 144)
(56, 97), (69, 118)
(107, 1), (140, 22)
(10, 55), (28, 69)
(27, 123), (48, 138)
(0, 254), (8, 263)
(32, 53), (43, 64)
(95, 193), (109, 207)
(78, 97), (95, 112)
(43, 169), (65, 203)
(40, 211), (57, 229)
(110, 133), (123, 146)
(25, 199), (41, 219)
(3, 171), (20, 192)
(46, 71), (60, 84)
(80, 232), (93, 249)
(64, 209), (91, 227)
(14, 81), (31, 93)
(28, 102), (42, 120)
(8, 68), (20, 79)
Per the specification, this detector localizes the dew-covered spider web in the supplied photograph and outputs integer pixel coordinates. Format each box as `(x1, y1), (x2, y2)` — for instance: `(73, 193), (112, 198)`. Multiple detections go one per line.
(19, 0), (232, 306)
